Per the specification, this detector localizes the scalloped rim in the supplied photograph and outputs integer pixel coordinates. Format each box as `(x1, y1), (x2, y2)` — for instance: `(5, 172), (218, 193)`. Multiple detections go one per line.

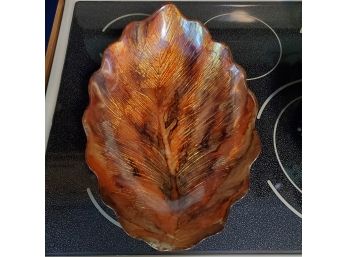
(82, 3), (261, 251)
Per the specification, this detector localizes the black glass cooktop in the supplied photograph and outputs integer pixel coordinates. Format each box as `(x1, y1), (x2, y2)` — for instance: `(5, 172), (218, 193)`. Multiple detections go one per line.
(46, 1), (302, 255)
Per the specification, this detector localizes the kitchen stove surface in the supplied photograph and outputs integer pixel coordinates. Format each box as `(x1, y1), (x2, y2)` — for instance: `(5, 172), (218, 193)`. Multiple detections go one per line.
(46, 1), (302, 255)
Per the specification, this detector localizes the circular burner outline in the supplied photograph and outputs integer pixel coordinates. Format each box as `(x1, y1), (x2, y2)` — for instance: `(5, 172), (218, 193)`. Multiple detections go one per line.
(257, 79), (302, 119)
(273, 96), (302, 193)
(267, 180), (302, 218)
(102, 13), (150, 32)
(204, 13), (282, 81)
(87, 188), (122, 228)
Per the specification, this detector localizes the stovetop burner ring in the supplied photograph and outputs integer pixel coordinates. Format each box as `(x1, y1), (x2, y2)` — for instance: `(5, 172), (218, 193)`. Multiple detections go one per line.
(256, 79), (302, 218)
(273, 96), (302, 193)
(204, 12), (282, 81)
(257, 79), (302, 119)
(87, 188), (122, 228)
(267, 180), (302, 218)
(102, 13), (150, 32)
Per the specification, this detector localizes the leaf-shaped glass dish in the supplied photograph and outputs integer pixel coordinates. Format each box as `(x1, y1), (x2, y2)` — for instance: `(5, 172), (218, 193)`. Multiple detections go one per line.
(83, 4), (261, 251)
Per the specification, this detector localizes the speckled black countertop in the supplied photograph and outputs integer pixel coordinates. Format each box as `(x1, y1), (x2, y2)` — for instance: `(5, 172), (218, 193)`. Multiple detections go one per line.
(46, 1), (302, 255)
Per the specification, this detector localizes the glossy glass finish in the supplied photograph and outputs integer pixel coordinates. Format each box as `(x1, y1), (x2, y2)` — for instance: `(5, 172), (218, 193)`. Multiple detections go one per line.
(82, 4), (260, 251)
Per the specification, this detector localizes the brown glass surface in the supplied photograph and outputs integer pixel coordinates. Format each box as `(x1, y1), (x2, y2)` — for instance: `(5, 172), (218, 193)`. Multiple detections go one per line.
(83, 4), (260, 251)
